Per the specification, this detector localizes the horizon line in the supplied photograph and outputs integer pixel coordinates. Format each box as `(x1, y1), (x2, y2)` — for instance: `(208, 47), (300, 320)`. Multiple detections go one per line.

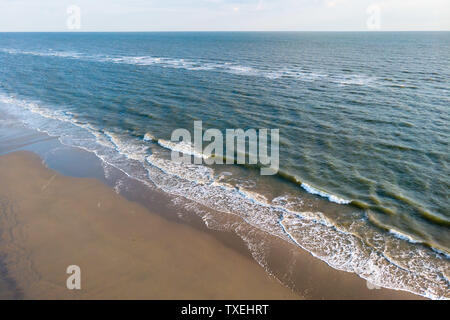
(1, 30), (449, 33)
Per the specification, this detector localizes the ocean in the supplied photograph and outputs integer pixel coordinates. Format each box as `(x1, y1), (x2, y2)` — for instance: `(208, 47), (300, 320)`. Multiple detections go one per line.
(0, 32), (448, 299)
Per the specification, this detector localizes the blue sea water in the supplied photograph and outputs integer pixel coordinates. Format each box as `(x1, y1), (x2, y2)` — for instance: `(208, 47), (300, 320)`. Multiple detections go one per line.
(0, 32), (448, 298)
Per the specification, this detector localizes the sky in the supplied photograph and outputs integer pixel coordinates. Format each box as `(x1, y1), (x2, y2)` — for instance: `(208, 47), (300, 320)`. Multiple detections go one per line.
(0, 0), (449, 31)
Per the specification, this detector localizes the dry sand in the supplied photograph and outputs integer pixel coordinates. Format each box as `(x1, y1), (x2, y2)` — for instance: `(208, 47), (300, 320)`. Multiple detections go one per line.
(0, 151), (299, 299)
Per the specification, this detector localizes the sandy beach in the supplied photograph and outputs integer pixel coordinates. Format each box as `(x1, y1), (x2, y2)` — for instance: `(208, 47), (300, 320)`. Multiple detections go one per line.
(0, 151), (299, 299)
(0, 149), (424, 299)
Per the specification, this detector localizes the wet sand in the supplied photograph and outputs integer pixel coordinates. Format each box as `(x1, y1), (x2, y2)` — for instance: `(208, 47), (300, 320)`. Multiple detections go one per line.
(0, 151), (299, 299)
(0, 150), (423, 299)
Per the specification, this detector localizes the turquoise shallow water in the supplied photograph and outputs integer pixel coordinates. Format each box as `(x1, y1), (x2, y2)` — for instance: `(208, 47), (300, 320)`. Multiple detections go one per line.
(0, 32), (448, 298)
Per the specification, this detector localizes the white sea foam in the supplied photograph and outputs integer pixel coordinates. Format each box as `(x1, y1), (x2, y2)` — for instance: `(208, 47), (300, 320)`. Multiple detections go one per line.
(103, 130), (149, 162)
(1, 48), (377, 86)
(157, 138), (210, 160)
(279, 213), (449, 300)
(146, 154), (214, 184)
(389, 228), (421, 244)
(301, 182), (351, 204)
(0, 48), (83, 59)
(336, 74), (376, 86)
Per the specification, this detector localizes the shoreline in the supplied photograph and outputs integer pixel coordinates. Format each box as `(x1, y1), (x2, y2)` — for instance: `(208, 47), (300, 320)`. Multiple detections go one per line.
(0, 151), (300, 299)
(0, 125), (424, 299)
